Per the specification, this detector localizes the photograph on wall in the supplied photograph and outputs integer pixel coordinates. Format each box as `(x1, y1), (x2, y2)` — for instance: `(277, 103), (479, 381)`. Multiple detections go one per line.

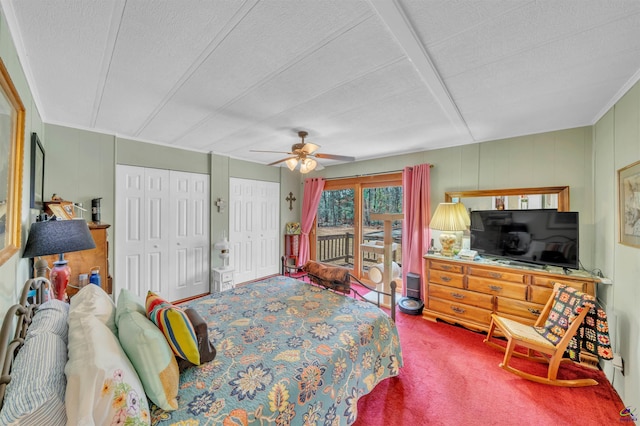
(618, 160), (640, 248)
(492, 196), (507, 210)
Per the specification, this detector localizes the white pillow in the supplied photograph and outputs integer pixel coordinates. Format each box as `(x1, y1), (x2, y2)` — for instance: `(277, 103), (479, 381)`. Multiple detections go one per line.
(69, 283), (117, 334)
(65, 314), (150, 425)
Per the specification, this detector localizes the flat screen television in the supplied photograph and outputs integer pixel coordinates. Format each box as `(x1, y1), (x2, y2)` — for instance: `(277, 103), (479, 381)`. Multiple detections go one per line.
(469, 209), (579, 270)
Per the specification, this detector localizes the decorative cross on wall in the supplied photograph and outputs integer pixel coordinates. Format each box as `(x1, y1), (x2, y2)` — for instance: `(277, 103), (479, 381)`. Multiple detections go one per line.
(286, 192), (296, 211)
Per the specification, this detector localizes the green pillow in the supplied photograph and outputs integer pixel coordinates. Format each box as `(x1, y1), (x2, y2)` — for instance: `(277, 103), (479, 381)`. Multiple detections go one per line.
(116, 288), (146, 325)
(116, 310), (179, 411)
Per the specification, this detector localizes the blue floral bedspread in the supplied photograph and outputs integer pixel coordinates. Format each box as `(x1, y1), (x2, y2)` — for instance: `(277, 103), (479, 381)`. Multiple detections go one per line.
(151, 276), (403, 425)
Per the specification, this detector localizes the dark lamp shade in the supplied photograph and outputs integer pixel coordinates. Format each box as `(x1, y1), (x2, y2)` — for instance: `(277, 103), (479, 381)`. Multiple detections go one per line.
(22, 219), (96, 258)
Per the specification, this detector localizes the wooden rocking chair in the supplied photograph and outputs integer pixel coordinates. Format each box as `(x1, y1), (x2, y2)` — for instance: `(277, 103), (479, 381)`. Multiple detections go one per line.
(484, 282), (598, 387)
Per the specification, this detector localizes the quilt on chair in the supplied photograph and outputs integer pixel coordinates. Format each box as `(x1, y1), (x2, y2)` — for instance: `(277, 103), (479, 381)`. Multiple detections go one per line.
(150, 275), (403, 425)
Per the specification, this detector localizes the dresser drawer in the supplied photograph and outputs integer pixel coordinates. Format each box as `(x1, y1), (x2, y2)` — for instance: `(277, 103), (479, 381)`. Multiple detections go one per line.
(428, 297), (493, 325)
(429, 270), (464, 289)
(429, 283), (493, 310)
(495, 297), (545, 321)
(529, 285), (553, 305)
(467, 267), (525, 284)
(429, 260), (464, 274)
(531, 276), (589, 292)
(467, 276), (527, 300)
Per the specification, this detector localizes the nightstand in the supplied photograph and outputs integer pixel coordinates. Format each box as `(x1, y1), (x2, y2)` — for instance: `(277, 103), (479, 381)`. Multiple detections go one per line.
(212, 268), (234, 292)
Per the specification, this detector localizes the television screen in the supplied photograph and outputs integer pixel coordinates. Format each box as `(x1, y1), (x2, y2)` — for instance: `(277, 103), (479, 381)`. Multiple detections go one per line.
(469, 209), (579, 270)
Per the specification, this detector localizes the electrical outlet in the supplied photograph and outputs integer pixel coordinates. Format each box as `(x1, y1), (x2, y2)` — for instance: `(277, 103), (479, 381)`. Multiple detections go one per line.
(613, 353), (624, 375)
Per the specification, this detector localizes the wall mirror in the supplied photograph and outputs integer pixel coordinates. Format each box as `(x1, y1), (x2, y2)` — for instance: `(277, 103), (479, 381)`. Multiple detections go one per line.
(0, 58), (26, 267)
(445, 186), (570, 212)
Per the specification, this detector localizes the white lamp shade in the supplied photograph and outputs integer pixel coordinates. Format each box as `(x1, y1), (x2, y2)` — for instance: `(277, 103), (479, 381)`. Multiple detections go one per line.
(430, 203), (468, 231)
(454, 202), (471, 227)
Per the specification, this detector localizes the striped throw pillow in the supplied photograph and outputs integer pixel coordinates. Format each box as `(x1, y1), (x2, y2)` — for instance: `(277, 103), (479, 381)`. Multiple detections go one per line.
(146, 291), (200, 365)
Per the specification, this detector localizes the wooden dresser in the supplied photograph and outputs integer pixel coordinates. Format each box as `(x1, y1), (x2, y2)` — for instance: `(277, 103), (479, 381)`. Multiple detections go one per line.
(423, 255), (597, 328)
(423, 255), (599, 365)
(42, 223), (111, 295)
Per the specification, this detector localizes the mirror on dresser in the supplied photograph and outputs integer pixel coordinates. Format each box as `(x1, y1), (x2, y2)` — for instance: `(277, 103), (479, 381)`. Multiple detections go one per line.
(444, 186), (570, 212)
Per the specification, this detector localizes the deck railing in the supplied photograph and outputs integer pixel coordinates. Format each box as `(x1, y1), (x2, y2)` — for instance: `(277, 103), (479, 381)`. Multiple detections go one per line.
(316, 232), (397, 266)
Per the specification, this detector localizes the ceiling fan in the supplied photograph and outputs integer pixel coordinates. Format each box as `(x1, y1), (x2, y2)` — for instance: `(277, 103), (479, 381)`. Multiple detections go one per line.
(252, 131), (355, 173)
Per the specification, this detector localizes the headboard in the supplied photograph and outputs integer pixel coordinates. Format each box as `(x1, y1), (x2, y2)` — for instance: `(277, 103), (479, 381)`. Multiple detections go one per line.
(0, 278), (50, 408)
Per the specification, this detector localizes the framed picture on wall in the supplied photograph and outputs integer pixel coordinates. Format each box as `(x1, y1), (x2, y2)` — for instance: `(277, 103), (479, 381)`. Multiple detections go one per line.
(30, 132), (45, 209)
(618, 160), (640, 248)
(0, 58), (26, 267)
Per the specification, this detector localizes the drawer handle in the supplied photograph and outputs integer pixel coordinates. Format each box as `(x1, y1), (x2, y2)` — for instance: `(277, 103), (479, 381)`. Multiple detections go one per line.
(488, 285), (502, 292)
(450, 292), (464, 299)
(528, 308), (541, 316)
(441, 265), (452, 271)
(451, 306), (465, 314)
(490, 272), (503, 279)
(440, 276), (452, 282)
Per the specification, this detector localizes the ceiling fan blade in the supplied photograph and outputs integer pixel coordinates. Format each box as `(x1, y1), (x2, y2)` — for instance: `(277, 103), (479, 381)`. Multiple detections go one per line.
(314, 153), (355, 161)
(250, 149), (293, 154)
(268, 156), (297, 166)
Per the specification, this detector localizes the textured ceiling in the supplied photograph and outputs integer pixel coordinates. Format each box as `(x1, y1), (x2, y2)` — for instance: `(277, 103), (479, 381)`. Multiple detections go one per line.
(2, 0), (640, 168)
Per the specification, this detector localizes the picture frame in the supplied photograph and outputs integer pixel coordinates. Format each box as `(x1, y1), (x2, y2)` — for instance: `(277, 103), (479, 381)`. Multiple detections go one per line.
(0, 58), (26, 267)
(286, 222), (301, 235)
(618, 160), (640, 248)
(45, 201), (75, 220)
(30, 132), (45, 209)
(491, 196), (508, 210)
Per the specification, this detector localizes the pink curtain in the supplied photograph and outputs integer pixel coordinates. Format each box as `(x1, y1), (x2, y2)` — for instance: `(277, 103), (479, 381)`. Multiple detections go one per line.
(297, 177), (326, 267)
(402, 164), (431, 299)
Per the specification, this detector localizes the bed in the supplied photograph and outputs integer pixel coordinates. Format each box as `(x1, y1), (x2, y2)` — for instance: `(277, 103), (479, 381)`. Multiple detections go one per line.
(0, 273), (402, 426)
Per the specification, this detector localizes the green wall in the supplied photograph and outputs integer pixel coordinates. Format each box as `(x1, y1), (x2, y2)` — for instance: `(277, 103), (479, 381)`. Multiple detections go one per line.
(312, 126), (595, 268)
(0, 11), (44, 318)
(594, 80), (640, 409)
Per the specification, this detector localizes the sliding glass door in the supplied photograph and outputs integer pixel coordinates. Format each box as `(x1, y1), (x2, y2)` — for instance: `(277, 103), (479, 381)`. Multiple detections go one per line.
(314, 173), (402, 282)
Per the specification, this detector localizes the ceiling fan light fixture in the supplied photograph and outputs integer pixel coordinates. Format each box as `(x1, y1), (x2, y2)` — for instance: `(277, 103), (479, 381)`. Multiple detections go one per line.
(300, 158), (317, 174)
(285, 157), (298, 171)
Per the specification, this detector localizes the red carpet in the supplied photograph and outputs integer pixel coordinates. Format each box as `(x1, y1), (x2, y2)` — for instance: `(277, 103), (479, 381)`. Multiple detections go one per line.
(354, 311), (628, 426)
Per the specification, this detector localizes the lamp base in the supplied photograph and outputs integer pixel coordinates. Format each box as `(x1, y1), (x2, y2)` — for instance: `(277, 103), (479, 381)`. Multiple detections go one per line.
(439, 233), (457, 257)
(50, 260), (71, 301)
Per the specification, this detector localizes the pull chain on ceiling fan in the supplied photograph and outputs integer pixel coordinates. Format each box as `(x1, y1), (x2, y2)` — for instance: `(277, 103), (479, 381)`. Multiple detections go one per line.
(251, 131), (355, 173)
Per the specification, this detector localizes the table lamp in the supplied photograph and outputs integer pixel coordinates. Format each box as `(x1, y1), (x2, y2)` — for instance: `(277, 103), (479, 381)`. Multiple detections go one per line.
(453, 202), (471, 250)
(430, 203), (468, 257)
(213, 236), (231, 270)
(22, 218), (96, 300)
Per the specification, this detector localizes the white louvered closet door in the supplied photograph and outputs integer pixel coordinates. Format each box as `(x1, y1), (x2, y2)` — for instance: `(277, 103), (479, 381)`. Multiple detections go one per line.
(168, 171), (209, 301)
(229, 178), (280, 284)
(116, 165), (209, 302)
